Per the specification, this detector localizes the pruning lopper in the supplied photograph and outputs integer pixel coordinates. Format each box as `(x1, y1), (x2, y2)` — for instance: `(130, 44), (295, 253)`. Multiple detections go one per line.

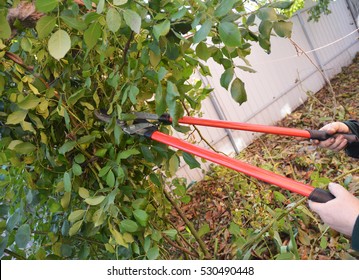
(95, 110), (359, 203)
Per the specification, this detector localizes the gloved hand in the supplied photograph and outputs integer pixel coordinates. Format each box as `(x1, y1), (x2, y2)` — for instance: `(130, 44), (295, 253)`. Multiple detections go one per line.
(308, 183), (359, 236)
(313, 122), (350, 152)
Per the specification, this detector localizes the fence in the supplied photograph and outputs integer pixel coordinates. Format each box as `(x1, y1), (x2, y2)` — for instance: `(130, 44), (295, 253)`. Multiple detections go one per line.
(175, 0), (359, 182)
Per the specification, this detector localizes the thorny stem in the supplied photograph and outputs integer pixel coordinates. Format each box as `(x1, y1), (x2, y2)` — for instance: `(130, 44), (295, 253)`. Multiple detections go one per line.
(334, 167), (359, 182)
(163, 188), (212, 259)
(163, 216), (199, 255)
(149, 191), (199, 259)
(181, 101), (226, 155)
(162, 234), (199, 258)
(4, 249), (26, 260)
(119, 31), (134, 73)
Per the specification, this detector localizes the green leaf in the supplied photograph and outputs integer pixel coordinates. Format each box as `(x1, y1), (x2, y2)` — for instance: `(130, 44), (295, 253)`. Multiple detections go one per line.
(0, 76), (5, 94)
(0, 12), (11, 39)
(61, 244), (73, 258)
(21, 37), (32, 52)
(150, 173), (162, 187)
(123, 9), (141, 34)
(195, 42), (211, 61)
(273, 21), (293, 38)
(230, 78), (247, 105)
(150, 50), (161, 67)
(17, 95), (41, 110)
(13, 142), (36, 154)
(99, 165), (111, 177)
(218, 22), (242, 47)
(48, 29), (71, 60)
(120, 219), (139, 233)
(114, 0), (128, 5)
(157, 67), (168, 81)
(49, 199), (62, 213)
(117, 149), (140, 160)
(229, 222), (241, 236)
(92, 209), (105, 227)
(133, 209), (149, 227)
(106, 7), (122, 33)
(95, 148), (107, 157)
(106, 170), (115, 187)
(6, 209), (21, 231)
(146, 245), (159, 260)
(132, 198), (148, 210)
(62, 193), (71, 210)
(171, 7), (187, 21)
(220, 68), (234, 90)
(72, 163), (82, 176)
(79, 187), (90, 199)
(163, 229), (177, 240)
(276, 252), (296, 260)
(68, 210), (86, 223)
(36, 16), (56, 39)
(237, 65), (256, 73)
(169, 154), (180, 176)
(35, 0), (58, 13)
(165, 41), (179, 60)
(298, 229), (311, 246)
(111, 227), (127, 247)
(97, 0), (105, 14)
(67, 89), (85, 107)
(61, 15), (87, 31)
(15, 224), (31, 249)
(0, 235), (9, 257)
(259, 20), (273, 39)
(77, 135), (96, 145)
(153, 20), (171, 41)
(193, 19), (212, 44)
(59, 141), (76, 154)
(6, 109), (27, 125)
(166, 81), (182, 125)
(69, 220), (82, 236)
(83, 0), (93, 10)
(296, 205), (318, 222)
(127, 85), (139, 104)
(320, 236), (328, 249)
(214, 0), (237, 17)
(258, 7), (277, 21)
(21, 121), (35, 133)
(85, 196), (106, 206)
(274, 191), (286, 203)
(270, 1), (294, 9)
(84, 22), (102, 50)
(64, 172), (72, 192)
(183, 152), (201, 169)
(8, 140), (23, 150)
(259, 36), (271, 53)
(198, 223), (210, 237)
(246, 14), (256, 26)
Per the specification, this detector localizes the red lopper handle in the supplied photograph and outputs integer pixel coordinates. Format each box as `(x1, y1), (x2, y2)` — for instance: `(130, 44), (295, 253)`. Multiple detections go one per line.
(150, 131), (333, 202)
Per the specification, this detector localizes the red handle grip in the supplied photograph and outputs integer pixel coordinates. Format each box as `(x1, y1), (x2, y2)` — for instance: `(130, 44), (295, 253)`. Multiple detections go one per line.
(151, 131), (315, 197)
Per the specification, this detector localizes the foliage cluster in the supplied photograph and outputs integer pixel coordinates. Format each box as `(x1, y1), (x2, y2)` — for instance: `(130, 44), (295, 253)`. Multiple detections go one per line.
(0, 0), (335, 260)
(281, 0), (332, 21)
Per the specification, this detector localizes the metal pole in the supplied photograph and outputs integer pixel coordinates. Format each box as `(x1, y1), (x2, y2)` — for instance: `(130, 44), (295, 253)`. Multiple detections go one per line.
(296, 11), (327, 78)
(346, 0), (359, 29)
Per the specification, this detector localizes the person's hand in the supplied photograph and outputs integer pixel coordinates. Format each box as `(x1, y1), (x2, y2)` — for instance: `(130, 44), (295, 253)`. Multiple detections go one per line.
(308, 183), (359, 236)
(313, 122), (350, 152)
